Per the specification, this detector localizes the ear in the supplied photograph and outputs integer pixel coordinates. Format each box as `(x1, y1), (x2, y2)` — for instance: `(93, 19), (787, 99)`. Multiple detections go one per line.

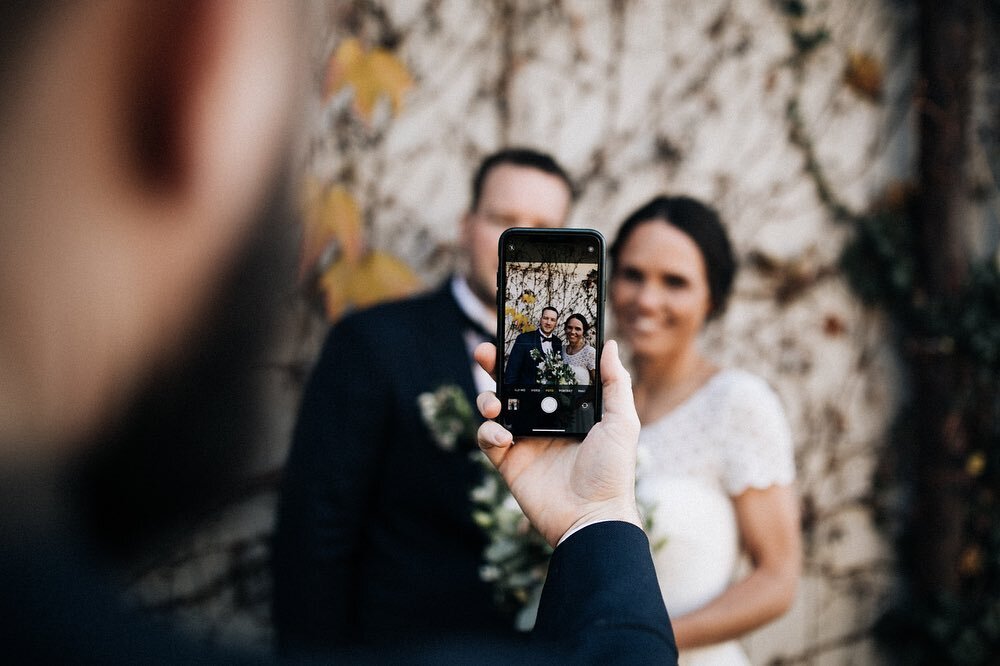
(124, 1), (298, 226)
(459, 208), (475, 242)
(0, 2), (299, 449)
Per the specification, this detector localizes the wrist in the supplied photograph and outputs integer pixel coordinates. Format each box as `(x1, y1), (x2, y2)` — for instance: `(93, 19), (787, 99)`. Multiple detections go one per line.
(555, 502), (643, 547)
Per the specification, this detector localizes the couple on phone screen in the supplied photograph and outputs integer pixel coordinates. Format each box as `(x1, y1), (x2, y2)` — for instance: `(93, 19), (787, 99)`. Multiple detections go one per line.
(504, 307), (596, 388)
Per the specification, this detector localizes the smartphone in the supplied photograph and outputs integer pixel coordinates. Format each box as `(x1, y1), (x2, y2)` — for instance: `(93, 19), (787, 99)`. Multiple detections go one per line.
(496, 228), (605, 437)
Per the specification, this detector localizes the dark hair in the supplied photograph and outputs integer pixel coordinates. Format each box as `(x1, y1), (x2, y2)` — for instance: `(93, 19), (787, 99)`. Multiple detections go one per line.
(565, 313), (590, 333)
(541, 305), (559, 317)
(610, 195), (736, 319)
(1, 5), (57, 109)
(470, 148), (575, 212)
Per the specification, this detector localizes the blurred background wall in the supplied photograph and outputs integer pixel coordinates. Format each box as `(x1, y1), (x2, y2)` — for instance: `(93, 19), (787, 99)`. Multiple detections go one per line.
(127, 1), (999, 663)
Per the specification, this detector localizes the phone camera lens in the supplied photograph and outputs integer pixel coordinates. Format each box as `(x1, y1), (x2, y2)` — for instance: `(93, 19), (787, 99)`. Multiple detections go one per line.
(587, 246), (594, 253)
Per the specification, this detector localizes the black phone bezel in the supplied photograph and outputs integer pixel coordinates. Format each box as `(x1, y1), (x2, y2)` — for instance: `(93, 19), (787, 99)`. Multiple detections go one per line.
(496, 227), (606, 437)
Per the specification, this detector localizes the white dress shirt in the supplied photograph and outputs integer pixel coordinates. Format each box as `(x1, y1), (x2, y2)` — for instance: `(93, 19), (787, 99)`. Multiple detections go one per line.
(451, 275), (497, 394)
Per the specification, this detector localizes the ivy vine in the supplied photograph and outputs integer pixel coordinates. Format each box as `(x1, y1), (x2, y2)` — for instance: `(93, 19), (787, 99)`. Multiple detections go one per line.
(777, 1), (1000, 663)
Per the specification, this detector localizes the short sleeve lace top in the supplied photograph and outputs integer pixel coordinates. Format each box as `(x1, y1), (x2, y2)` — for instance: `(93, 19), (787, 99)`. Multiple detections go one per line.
(562, 344), (596, 370)
(636, 368), (794, 495)
(563, 344), (597, 385)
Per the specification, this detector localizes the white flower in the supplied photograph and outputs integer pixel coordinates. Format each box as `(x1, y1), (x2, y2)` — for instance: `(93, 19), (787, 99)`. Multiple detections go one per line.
(480, 564), (501, 582)
(417, 384), (476, 451)
(471, 475), (498, 504)
(469, 451), (552, 630)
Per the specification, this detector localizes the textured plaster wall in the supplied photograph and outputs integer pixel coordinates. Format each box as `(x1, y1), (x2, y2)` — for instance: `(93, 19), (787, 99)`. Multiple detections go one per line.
(133, 2), (918, 663)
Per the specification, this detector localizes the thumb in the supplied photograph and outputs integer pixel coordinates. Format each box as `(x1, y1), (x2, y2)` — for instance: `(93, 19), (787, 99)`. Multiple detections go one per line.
(477, 419), (514, 469)
(599, 340), (639, 426)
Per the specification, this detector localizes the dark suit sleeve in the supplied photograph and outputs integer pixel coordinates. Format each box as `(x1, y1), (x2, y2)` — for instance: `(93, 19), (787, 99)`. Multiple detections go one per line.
(532, 521), (678, 664)
(503, 335), (523, 386)
(271, 315), (390, 652)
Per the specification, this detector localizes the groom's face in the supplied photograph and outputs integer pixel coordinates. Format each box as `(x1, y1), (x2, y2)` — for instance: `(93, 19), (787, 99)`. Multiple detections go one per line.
(539, 309), (558, 335)
(461, 164), (571, 307)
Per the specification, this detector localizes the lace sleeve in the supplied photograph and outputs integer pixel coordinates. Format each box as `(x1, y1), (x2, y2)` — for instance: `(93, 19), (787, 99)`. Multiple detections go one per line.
(721, 372), (796, 495)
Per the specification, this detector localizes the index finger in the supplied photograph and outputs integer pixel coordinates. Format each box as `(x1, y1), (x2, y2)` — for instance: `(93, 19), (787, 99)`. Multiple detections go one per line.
(474, 341), (497, 378)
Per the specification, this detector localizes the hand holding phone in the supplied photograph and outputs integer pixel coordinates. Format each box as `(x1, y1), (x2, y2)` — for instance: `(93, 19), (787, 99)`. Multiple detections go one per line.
(475, 340), (642, 547)
(496, 228), (606, 437)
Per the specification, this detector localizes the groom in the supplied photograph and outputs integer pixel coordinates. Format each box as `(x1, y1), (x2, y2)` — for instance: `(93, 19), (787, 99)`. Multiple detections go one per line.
(503, 306), (563, 387)
(272, 149), (578, 649)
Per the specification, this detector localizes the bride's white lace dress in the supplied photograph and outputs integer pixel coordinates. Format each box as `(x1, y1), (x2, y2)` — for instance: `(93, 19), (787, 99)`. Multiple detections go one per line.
(636, 369), (795, 665)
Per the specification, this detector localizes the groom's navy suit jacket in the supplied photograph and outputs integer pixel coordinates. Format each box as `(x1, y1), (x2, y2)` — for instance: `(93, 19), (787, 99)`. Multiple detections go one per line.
(504, 328), (563, 387)
(273, 282), (512, 648)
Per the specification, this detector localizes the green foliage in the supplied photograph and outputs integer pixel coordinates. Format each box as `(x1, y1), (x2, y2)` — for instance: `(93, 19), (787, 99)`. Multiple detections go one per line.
(791, 28), (830, 55)
(839, 201), (1000, 665)
(469, 453), (551, 629)
(775, 0), (808, 18)
(959, 264), (1000, 370)
(842, 212), (1000, 375)
(416, 384), (478, 451)
(878, 595), (1000, 664)
(839, 211), (915, 307)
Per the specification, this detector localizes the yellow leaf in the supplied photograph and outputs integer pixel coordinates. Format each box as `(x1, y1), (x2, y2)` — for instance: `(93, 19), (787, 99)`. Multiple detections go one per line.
(319, 251), (423, 322)
(326, 38), (413, 123)
(844, 51), (882, 102)
(966, 451), (986, 477)
(958, 546), (983, 576)
(347, 251), (423, 309)
(508, 310), (536, 333)
(300, 183), (363, 281)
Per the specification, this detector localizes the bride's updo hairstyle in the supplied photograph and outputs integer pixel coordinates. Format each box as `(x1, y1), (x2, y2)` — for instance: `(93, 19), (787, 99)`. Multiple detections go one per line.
(609, 195), (736, 320)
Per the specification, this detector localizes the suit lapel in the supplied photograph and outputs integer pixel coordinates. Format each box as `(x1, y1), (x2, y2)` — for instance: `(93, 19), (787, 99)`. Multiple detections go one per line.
(414, 282), (480, 424)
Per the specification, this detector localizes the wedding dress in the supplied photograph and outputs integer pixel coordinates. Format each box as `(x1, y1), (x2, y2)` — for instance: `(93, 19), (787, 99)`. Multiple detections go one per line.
(562, 344), (596, 385)
(635, 369), (795, 665)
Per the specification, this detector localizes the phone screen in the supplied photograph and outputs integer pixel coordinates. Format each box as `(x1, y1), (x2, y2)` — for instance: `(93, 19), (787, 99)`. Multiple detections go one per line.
(497, 228), (605, 437)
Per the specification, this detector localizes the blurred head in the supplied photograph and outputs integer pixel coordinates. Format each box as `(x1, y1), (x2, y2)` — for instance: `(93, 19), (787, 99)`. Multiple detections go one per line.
(539, 307), (559, 336)
(0, 2), (300, 458)
(0, 2), (303, 547)
(609, 196), (735, 361)
(460, 149), (573, 306)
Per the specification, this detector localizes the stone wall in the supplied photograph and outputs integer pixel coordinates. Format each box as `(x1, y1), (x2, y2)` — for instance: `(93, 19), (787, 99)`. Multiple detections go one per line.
(132, 1), (923, 663)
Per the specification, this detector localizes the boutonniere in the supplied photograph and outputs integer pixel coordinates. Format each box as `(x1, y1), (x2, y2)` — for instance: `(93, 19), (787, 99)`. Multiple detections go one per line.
(417, 384), (477, 451)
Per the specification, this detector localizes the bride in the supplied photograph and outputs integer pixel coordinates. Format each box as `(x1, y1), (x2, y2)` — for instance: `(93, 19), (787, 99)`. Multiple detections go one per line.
(609, 195), (801, 664)
(561, 313), (596, 385)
